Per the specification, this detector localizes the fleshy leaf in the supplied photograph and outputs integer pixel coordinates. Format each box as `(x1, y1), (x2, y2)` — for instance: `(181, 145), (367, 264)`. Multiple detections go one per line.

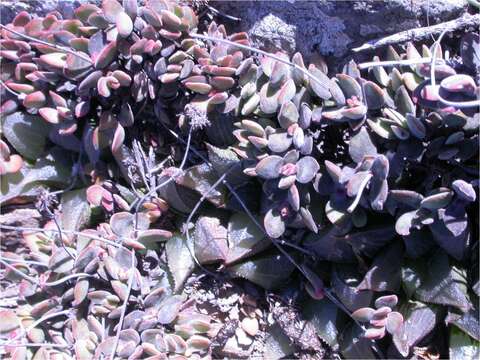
(393, 301), (440, 356)
(296, 156), (319, 184)
(3, 112), (51, 160)
(414, 250), (472, 313)
(349, 127), (377, 163)
(264, 208), (285, 239)
(61, 189), (91, 232)
(166, 233), (195, 292)
(449, 327), (480, 360)
(226, 212), (269, 264)
(228, 254), (294, 290)
(357, 241), (404, 292)
(255, 155), (283, 180)
(194, 216), (228, 264)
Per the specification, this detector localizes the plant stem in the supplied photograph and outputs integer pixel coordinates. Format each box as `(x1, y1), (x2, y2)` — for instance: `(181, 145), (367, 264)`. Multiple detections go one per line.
(430, 28), (480, 108)
(0, 258), (92, 286)
(133, 127), (193, 231)
(183, 169), (234, 277)
(189, 32), (323, 88)
(110, 249), (135, 360)
(0, 342), (71, 348)
(0, 24), (92, 63)
(358, 57), (442, 70)
(0, 225), (123, 249)
(1, 310), (70, 347)
(0, 79), (21, 97)
(0, 256), (48, 267)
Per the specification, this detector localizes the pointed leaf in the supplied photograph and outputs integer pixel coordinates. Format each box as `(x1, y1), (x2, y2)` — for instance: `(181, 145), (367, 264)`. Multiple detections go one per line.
(228, 255), (294, 289)
(194, 216), (228, 264)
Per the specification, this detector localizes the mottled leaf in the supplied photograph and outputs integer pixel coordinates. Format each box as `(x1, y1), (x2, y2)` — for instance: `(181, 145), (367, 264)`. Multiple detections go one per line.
(194, 216), (228, 264)
(165, 234), (195, 292)
(228, 254), (294, 289)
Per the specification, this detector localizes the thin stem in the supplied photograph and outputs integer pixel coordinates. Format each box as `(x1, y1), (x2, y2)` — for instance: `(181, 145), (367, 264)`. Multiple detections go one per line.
(51, 214), (76, 261)
(0, 258), (92, 286)
(206, 4), (241, 21)
(0, 225), (124, 250)
(184, 169), (233, 277)
(347, 173), (373, 213)
(110, 249), (135, 360)
(0, 256), (48, 267)
(189, 32), (323, 88)
(358, 57), (443, 70)
(279, 240), (314, 256)
(0, 79), (21, 97)
(43, 273), (93, 287)
(0, 342), (70, 348)
(134, 127), (193, 231)
(430, 28), (480, 108)
(430, 28), (449, 88)
(0, 24), (92, 63)
(1, 310), (70, 347)
(0, 258), (38, 283)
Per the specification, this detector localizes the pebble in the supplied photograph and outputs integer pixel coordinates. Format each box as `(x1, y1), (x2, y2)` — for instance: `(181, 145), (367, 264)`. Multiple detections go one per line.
(241, 317), (259, 337)
(235, 327), (253, 346)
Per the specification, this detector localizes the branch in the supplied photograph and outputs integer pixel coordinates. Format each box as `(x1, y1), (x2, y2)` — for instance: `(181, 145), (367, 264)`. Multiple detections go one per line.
(133, 127), (193, 231)
(0, 258), (93, 287)
(430, 27), (480, 109)
(0, 24), (92, 63)
(189, 32), (325, 89)
(110, 249), (135, 360)
(0, 225), (125, 250)
(1, 310), (70, 347)
(352, 13), (480, 53)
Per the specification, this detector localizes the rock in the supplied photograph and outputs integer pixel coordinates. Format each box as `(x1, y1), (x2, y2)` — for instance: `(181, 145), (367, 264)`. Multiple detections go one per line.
(0, 0), (99, 24)
(211, 0), (466, 61)
(236, 327), (253, 346)
(0, 207), (42, 244)
(241, 317), (259, 337)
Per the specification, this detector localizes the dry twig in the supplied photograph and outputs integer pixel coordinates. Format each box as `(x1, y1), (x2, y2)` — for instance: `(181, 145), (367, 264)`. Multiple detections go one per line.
(352, 13), (480, 53)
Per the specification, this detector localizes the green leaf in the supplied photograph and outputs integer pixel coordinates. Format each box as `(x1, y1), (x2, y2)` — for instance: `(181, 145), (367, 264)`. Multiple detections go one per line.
(450, 327), (480, 360)
(0, 310), (20, 334)
(61, 189), (91, 232)
(414, 250), (472, 313)
(206, 143), (244, 185)
(303, 298), (339, 348)
(49, 246), (76, 273)
(178, 163), (229, 207)
(339, 323), (376, 359)
(228, 254), (294, 290)
(226, 212), (269, 265)
(2, 112), (51, 160)
(165, 233), (195, 292)
(393, 301), (440, 356)
(332, 264), (373, 312)
(357, 241), (404, 292)
(1, 158), (70, 205)
(348, 127), (377, 163)
(402, 259), (424, 298)
(157, 175), (198, 213)
(447, 307), (480, 341)
(263, 324), (296, 360)
(194, 216), (228, 264)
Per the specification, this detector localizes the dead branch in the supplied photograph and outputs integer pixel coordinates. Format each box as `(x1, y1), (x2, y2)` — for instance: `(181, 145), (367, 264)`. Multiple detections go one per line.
(352, 13), (480, 53)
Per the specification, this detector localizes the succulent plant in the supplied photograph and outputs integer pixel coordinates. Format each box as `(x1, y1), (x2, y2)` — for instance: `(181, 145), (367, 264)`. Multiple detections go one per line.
(352, 295), (404, 340)
(0, 139), (23, 175)
(0, 1), (478, 359)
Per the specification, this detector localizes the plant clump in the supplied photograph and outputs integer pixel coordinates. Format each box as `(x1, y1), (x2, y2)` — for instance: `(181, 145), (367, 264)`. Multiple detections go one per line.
(0, 1), (479, 359)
